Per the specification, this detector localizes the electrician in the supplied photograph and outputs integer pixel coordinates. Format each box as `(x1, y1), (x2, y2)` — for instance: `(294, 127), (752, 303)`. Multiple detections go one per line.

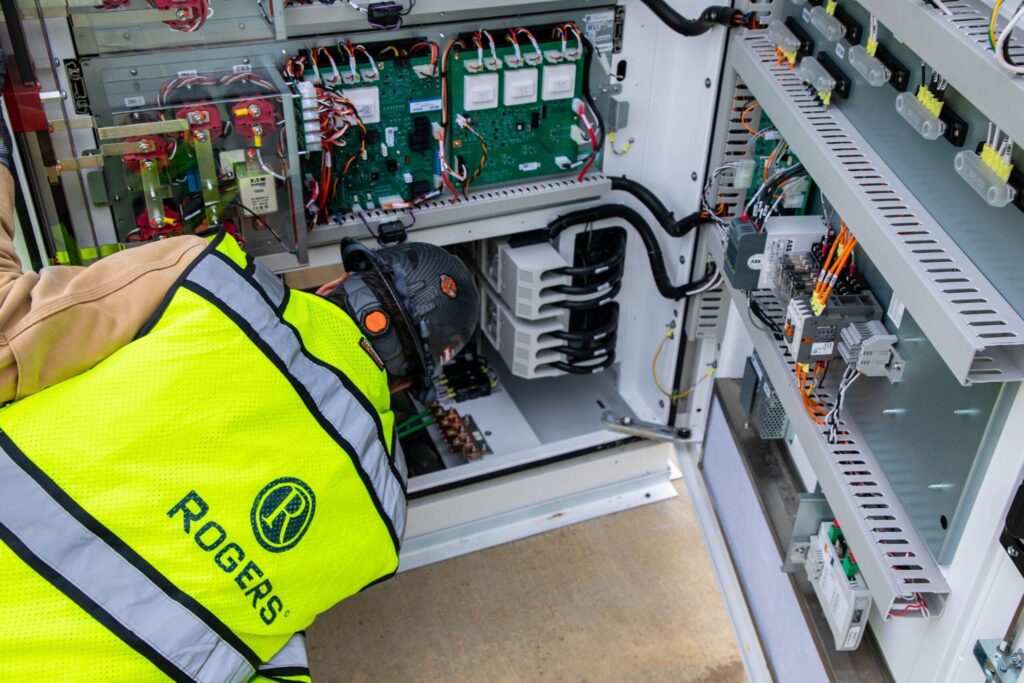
(0, 108), (478, 681)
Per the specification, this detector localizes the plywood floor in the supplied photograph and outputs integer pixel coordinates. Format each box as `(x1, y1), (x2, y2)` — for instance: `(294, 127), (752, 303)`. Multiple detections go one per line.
(308, 481), (746, 682)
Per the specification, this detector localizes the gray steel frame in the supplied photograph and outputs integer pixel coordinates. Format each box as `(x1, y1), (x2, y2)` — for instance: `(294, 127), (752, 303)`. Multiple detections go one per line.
(708, 235), (951, 618)
(857, 0), (1024, 146)
(730, 31), (1024, 385)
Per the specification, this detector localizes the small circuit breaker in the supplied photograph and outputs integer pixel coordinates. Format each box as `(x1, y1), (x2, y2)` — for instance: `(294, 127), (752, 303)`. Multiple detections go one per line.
(806, 521), (872, 651)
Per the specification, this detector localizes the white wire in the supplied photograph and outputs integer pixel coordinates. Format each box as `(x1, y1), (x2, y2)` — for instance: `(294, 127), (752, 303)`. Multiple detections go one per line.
(929, 0), (954, 16)
(256, 148), (286, 181)
(996, 4), (1024, 74)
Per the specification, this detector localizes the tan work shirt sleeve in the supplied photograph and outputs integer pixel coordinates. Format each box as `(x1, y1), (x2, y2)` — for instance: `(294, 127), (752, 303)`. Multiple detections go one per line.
(0, 165), (207, 403)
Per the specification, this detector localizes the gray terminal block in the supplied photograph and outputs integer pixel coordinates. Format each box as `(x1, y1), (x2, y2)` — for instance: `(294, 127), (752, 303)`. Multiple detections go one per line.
(839, 320), (905, 382)
(785, 291), (884, 363)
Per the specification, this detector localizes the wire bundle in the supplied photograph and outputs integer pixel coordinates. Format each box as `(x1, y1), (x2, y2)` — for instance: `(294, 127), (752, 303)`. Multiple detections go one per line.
(824, 365), (860, 444)
(796, 362), (828, 426)
(992, 0), (1024, 74)
(811, 221), (857, 314)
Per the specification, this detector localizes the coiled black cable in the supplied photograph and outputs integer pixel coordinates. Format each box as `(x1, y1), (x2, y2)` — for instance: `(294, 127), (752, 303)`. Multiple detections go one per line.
(637, 2), (736, 36)
(547, 204), (717, 300)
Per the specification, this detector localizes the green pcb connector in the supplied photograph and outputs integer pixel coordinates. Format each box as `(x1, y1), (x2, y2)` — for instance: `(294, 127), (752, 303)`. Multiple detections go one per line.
(828, 521), (842, 545)
(842, 553), (860, 580)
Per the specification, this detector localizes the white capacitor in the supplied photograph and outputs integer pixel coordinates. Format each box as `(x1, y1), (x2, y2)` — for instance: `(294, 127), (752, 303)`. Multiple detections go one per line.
(809, 6), (846, 43)
(768, 20), (802, 55)
(954, 151), (1018, 208)
(798, 56), (836, 94)
(847, 45), (890, 87)
(895, 92), (946, 140)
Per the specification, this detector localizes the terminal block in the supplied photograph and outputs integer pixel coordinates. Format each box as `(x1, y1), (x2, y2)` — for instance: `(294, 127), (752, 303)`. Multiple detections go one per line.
(784, 291), (883, 363)
(839, 320), (904, 383)
(806, 521), (871, 651)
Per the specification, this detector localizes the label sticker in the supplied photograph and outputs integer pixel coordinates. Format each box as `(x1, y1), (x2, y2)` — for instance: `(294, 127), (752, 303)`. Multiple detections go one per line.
(124, 95), (146, 108)
(232, 64), (252, 74)
(177, 69), (198, 78)
(747, 253), (764, 270)
(887, 293), (906, 328)
(811, 342), (835, 356)
(408, 98), (442, 113)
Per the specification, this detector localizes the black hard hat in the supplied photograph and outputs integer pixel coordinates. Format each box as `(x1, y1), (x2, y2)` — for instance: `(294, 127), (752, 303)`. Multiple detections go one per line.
(336, 239), (479, 387)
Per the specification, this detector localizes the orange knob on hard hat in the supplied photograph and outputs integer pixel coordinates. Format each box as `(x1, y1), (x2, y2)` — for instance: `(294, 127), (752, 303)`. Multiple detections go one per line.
(363, 309), (389, 335)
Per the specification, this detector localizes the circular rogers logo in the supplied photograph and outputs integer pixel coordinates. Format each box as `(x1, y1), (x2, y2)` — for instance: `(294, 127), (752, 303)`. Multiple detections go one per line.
(251, 478), (316, 553)
(440, 273), (458, 299)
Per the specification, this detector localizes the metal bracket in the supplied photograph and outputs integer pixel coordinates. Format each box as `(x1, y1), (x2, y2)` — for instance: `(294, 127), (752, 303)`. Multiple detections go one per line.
(96, 119), (188, 140)
(976, 639), (1024, 683)
(601, 411), (691, 442)
(784, 492), (831, 573)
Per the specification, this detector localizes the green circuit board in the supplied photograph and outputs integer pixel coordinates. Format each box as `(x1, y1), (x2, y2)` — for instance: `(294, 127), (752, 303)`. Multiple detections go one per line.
(447, 39), (590, 188)
(746, 111), (813, 214)
(300, 51), (443, 218)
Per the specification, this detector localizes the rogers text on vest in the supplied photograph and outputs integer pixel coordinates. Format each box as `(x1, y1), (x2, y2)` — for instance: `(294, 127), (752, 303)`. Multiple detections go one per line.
(168, 491), (285, 625)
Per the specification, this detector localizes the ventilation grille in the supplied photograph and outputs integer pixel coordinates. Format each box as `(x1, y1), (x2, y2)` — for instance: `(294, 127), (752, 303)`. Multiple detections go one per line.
(739, 33), (1024, 383)
(749, 290), (947, 608)
(686, 286), (729, 339)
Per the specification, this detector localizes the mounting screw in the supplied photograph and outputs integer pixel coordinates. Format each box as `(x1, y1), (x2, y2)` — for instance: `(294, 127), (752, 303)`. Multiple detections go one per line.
(113, 195), (121, 202)
(705, 78), (712, 88)
(659, 400), (665, 408)
(691, 172), (698, 181)
(679, 255), (686, 264)
(238, 22), (246, 29)
(53, 58), (60, 68)
(1010, 546), (1019, 558)
(130, 68), (138, 76)
(243, 57), (251, 65)
(122, 32), (131, 40)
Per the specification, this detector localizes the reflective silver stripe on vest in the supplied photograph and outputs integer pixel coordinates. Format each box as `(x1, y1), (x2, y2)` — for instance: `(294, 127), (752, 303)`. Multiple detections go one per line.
(252, 259), (285, 310)
(259, 633), (309, 672)
(0, 443), (255, 683)
(189, 255), (407, 541)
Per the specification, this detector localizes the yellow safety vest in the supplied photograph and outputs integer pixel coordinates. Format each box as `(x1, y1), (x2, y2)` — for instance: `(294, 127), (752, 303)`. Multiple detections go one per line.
(0, 232), (406, 681)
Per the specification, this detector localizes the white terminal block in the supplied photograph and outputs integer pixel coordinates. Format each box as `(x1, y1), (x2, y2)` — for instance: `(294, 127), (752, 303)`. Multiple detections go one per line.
(798, 56), (836, 94)
(809, 6), (846, 43)
(463, 73), (499, 111)
(477, 238), (571, 320)
(479, 283), (569, 380)
(894, 92), (946, 140)
(340, 86), (380, 124)
(768, 20), (802, 55)
(954, 151), (1018, 208)
(542, 64), (577, 101)
(503, 68), (539, 106)
(847, 45), (890, 87)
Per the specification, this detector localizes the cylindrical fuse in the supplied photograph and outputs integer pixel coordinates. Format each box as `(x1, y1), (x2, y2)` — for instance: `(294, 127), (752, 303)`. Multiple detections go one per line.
(768, 20), (802, 55)
(954, 151), (1018, 208)
(809, 6), (847, 43)
(895, 92), (946, 140)
(847, 45), (891, 87)
(799, 56), (836, 94)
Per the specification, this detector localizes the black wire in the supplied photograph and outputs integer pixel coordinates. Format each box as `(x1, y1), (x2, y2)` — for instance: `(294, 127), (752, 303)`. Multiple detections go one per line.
(229, 200), (290, 249)
(581, 34), (606, 153)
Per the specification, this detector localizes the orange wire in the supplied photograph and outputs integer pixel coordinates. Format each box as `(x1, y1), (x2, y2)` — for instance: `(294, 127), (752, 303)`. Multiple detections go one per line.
(741, 101), (761, 136)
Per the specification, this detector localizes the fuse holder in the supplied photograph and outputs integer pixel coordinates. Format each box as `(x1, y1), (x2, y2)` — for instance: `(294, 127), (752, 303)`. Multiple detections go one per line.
(809, 6), (846, 43)
(847, 45), (890, 88)
(768, 21), (802, 56)
(798, 56), (836, 95)
(895, 92), (946, 141)
(954, 151), (1018, 208)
